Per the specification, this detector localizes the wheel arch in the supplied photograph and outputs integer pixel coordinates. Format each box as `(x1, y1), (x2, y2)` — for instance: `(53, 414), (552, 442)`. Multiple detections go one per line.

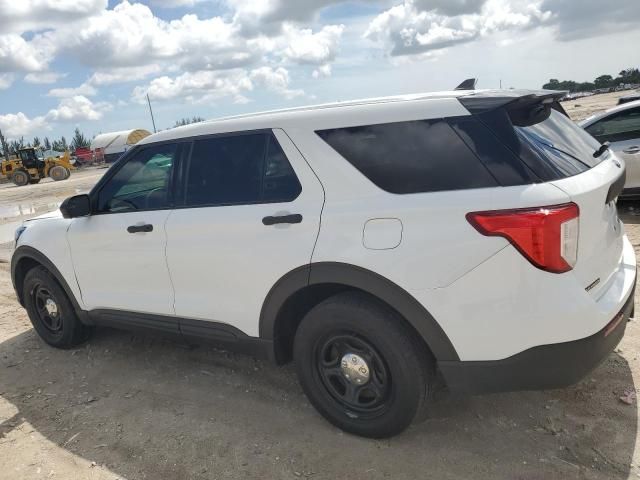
(11, 246), (84, 316)
(259, 262), (459, 364)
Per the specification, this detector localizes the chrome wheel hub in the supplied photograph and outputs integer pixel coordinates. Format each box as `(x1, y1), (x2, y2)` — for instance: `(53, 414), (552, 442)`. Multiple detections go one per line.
(44, 298), (58, 316)
(340, 353), (370, 385)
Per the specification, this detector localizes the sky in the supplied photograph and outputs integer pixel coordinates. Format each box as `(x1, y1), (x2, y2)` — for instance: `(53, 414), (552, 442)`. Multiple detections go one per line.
(0, 0), (638, 143)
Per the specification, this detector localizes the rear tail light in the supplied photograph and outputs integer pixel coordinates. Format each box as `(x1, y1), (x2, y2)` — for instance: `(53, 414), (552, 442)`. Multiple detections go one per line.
(466, 203), (579, 273)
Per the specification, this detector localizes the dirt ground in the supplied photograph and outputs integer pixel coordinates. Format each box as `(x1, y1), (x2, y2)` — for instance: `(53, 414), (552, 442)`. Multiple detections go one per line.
(562, 90), (632, 122)
(2, 94), (640, 480)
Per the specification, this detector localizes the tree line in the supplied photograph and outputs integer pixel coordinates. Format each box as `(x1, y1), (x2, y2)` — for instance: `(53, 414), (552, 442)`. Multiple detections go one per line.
(543, 67), (640, 93)
(0, 127), (90, 158)
(174, 116), (205, 127)
(1, 116), (207, 159)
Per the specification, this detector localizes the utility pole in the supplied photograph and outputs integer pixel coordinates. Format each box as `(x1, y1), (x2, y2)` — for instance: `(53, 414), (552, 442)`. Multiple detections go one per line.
(146, 93), (157, 133)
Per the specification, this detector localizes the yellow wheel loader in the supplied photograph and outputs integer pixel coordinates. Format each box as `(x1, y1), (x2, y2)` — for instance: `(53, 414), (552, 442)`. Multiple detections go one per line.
(1, 148), (75, 186)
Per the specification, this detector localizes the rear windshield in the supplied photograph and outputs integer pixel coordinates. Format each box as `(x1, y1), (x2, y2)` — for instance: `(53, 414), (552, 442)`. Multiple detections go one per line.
(476, 107), (608, 182)
(517, 109), (606, 175)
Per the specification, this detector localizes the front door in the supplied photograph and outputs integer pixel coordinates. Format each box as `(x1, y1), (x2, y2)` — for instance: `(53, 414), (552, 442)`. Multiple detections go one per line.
(68, 142), (183, 314)
(165, 129), (324, 336)
(585, 106), (640, 188)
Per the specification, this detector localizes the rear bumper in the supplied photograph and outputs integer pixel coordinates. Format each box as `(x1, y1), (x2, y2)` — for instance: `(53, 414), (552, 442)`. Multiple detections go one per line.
(439, 277), (635, 394)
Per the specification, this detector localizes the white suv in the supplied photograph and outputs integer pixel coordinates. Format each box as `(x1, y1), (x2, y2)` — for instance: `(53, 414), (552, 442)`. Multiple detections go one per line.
(11, 89), (636, 438)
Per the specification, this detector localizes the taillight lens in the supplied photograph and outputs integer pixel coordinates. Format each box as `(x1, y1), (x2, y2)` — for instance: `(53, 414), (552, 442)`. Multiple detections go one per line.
(466, 203), (579, 273)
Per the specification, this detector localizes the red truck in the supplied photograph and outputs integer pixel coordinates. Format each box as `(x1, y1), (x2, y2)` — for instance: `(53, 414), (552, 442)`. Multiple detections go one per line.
(72, 147), (94, 166)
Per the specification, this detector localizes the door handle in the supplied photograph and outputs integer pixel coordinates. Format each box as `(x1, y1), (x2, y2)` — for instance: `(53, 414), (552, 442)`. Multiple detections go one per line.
(623, 146), (640, 154)
(127, 224), (153, 233)
(262, 214), (303, 226)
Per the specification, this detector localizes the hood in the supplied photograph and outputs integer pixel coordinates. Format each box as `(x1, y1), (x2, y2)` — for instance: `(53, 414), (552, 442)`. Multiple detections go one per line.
(23, 209), (63, 223)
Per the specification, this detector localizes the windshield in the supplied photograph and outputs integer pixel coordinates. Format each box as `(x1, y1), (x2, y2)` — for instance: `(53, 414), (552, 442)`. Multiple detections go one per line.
(517, 110), (607, 173)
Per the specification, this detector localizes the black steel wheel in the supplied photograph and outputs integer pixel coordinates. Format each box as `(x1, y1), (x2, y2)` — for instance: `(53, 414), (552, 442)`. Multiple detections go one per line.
(316, 333), (391, 418)
(23, 266), (91, 348)
(294, 292), (433, 438)
(31, 283), (63, 336)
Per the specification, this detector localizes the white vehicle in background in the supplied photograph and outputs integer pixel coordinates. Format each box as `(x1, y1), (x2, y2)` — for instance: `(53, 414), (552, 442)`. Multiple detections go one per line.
(581, 100), (640, 197)
(11, 88), (636, 438)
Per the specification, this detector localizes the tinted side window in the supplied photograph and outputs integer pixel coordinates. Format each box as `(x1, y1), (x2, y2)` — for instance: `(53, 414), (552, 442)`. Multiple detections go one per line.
(185, 133), (301, 207)
(97, 143), (178, 213)
(317, 119), (498, 194)
(586, 108), (640, 143)
(263, 134), (302, 202)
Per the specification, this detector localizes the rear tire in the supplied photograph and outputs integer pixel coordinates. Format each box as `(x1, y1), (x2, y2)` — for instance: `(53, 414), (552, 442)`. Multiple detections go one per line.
(23, 266), (91, 349)
(11, 169), (29, 186)
(293, 292), (433, 438)
(49, 165), (67, 181)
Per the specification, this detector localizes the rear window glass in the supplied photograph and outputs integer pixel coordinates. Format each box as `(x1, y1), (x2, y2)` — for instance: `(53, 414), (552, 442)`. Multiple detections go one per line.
(516, 110), (605, 175)
(316, 119), (498, 194)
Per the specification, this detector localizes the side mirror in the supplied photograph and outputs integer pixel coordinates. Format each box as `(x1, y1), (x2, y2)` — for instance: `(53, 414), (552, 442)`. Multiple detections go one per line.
(60, 194), (91, 219)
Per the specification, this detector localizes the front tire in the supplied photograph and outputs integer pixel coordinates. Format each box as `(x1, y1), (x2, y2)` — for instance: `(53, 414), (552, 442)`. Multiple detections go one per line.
(23, 266), (91, 348)
(11, 169), (29, 186)
(293, 292), (433, 438)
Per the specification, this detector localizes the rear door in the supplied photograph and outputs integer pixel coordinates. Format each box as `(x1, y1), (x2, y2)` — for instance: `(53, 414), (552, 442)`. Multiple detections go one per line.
(165, 129), (324, 337)
(584, 106), (640, 188)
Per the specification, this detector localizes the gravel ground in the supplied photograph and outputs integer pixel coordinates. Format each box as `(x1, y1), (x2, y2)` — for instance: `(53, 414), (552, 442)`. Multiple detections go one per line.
(1, 94), (640, 480)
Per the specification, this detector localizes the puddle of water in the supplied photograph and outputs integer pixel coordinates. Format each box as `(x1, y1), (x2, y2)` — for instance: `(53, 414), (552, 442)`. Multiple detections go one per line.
(0, 220), (26, 244)
(0, 202), (61, 222)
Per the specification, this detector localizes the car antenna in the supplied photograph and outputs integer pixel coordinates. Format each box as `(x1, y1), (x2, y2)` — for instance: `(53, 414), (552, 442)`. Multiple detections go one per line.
(454, 78), (477, 90)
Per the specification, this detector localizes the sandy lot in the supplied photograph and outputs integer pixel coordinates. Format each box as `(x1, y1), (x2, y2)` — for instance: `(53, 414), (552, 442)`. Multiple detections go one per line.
(562, 90), (631, 122)
(1, 94), (640, 480)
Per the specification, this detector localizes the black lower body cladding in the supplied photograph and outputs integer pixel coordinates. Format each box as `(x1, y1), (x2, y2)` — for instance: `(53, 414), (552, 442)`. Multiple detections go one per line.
(439, 281), (635, 394)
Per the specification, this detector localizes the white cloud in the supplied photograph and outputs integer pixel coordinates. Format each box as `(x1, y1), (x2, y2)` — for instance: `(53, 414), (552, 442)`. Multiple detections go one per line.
(365, 0), (551, 56)
(149, 0), (203, 6)
(132, 70), (254, 104)
(413, 0), (487, 15)
(0, 94), (111, 141)
(45, 96), (109, 122)
(132, 66), (306, 104)
(228, 0), (355, 32)
(250, 66), (304, 99)
(88, 64), (163, 86)
(0, 73), (14, 89)
(282, 24), (345, 65)
(0, 34), (53, 72)
(541, 0), (640, 40)
(0, 0), (106, 34)
(24, 72), (66, 84)
(48, 82), (97, 98)
(312, 64), (332, 78)
(0, 112), (48, 139)
(51, 2), (253, 72)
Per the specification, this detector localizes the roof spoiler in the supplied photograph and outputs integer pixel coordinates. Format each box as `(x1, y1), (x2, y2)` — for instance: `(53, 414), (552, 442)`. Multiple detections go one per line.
(454, 78), (477, 90)
(458, 89), (569, 124)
